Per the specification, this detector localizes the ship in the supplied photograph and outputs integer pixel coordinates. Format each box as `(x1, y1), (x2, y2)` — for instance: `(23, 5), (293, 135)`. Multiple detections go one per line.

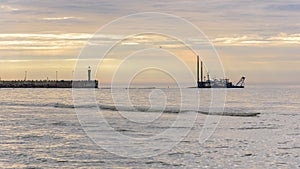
(196, 55), (245, 88)
(0, 67), (98, 88)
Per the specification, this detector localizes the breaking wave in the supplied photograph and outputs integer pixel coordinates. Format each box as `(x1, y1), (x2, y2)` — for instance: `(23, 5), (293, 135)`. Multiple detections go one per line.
(97, 104), (260, 117)
(1, 102), (260, 117)
(0, 102), (76, 109)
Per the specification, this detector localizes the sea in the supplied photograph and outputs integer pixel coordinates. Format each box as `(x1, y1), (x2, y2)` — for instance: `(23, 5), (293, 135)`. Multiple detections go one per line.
(0, 85), (299, 168)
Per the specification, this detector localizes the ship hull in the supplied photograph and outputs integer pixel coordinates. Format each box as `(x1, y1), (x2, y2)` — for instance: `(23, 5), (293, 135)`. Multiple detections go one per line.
(197, 81), (244, 88)
(197, 86), (244, 88)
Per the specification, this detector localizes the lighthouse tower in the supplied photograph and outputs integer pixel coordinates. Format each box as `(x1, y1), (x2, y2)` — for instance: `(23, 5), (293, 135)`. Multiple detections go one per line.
(88, 66), (91, 81)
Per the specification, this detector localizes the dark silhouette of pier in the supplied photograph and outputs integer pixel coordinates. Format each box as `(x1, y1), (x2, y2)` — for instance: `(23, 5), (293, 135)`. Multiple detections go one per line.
(0, 80), (98, 88)
(0, 67), (98, 88)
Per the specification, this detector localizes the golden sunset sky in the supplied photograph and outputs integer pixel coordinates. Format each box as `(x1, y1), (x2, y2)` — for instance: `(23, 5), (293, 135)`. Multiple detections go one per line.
(0, 0), (299, 85)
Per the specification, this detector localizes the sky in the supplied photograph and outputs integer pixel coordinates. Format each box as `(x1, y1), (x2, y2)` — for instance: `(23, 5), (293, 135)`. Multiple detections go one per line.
(0, 0), (299, 86)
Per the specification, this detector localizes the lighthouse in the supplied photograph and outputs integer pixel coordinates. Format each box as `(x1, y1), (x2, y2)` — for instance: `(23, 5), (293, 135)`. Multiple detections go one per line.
(88, 66), (91, 81)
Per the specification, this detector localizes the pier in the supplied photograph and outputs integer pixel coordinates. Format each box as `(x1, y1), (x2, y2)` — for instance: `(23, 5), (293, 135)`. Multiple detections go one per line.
(0, 80), (98, 88)
(0, 67), (98, 88)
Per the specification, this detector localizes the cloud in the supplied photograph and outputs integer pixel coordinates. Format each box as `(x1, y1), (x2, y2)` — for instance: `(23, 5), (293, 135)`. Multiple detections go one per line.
(213, 33), (300, 46)
(266, 4), (300, 12)
(0, 5), (19, 11)
(0, 33), (91, 50)
(0, 32), (298, 52)
(41, 16), (82, 21)
(0, 0), (299, 36)
(121, 42), (139, 45)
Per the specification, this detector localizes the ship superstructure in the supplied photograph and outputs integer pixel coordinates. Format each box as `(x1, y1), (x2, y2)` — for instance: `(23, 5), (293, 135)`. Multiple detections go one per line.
(196, 55), (245, 88)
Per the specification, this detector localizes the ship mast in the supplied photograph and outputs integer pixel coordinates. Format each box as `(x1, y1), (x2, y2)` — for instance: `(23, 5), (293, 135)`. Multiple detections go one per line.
(197, 55), (199, 83)
(201, 60), (203, 83)
(196, 55), (204, 83)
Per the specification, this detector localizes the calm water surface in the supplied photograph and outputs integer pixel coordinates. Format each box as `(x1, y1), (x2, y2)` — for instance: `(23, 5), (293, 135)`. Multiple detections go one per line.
(0, 85), (299, 168)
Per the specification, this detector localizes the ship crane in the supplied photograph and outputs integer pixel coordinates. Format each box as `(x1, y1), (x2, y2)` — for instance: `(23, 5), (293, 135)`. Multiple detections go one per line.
(236, 77), (245, 86)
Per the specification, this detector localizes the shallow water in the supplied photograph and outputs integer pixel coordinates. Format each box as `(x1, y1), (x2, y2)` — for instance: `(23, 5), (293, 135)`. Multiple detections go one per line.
(0, 85), (299, 168)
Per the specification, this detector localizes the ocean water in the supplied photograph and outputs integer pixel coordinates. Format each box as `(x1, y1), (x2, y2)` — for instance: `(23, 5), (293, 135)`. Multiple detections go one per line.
(0, 85), (299, 168)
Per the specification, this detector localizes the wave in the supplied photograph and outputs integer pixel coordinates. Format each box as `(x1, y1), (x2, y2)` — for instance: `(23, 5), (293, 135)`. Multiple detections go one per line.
(98, 104), (185, 114)
(0, 102), (75, 109)
(98, 104), (260, 117)
(53, 103), (75, 109)
(198, 111), (260, 117)
(1, 102), (260, 117)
